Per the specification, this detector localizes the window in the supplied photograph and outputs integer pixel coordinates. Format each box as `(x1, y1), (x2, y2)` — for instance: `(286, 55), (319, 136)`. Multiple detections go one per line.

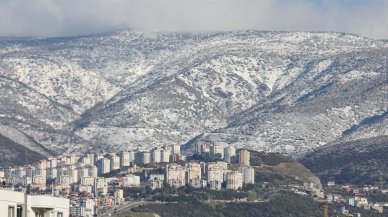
(57, 212), (63, 217)
(17, 205), (22, 217)
(8, 206), (15, 217)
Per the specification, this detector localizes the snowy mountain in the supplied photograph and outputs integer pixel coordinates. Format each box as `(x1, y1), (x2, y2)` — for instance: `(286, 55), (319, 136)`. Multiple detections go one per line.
(0, 30), (387, 163)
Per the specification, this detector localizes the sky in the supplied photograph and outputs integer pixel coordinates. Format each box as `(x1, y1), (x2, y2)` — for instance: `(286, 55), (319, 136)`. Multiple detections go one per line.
(0, 0), (387, 39)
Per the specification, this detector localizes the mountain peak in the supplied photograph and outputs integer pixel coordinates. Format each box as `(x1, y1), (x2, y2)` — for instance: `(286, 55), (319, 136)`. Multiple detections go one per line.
(0, 31), (386, 164)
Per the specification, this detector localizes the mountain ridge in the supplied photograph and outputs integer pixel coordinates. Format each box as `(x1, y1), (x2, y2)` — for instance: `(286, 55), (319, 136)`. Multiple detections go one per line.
(0, 30), (386, 164)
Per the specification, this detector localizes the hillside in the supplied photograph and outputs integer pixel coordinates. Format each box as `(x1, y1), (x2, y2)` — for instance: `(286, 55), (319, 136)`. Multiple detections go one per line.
(300, 136), (388, 185)
(248, 151), (321, 187)
(0, 30), (387, 164)
(130, 191), (386, 217)
(0, 133), (47, 167)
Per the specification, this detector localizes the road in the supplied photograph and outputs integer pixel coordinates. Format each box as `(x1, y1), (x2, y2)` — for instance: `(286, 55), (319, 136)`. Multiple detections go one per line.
(99, 200), (168, 216)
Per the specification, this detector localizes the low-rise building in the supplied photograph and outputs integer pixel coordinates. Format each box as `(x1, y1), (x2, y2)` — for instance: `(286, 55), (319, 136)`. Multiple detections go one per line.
(209, 180), (222, 190)
(149, 179), (163, 190)
(0, 189), (69, 217)
(123, 174), (141, 187)
(190, 179), (207, 188)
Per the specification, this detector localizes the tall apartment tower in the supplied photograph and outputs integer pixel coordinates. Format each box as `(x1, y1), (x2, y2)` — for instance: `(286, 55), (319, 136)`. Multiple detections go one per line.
(225, 171), (243, 190)
(241, 167), (255, 185)
(151, 148), (162, 163)
(171, 144), (181, 156)
(161, 149), (170, 163)
(210, 143), (224, 160)
(238, 149), (250, 166)
(97, 158), (111, 175)
(110, 155), (120, 171)
(120, 151), (132, 167)
(224, 146), (236, 163)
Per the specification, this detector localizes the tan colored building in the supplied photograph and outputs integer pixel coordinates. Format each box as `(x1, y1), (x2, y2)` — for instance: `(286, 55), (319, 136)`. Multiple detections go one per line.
(238, 149), (250, 166)
(119, 151), (133, 167)
(110, 155), (120, 171)
(166, 164), (186, 188)
(186, 163), (201, 183)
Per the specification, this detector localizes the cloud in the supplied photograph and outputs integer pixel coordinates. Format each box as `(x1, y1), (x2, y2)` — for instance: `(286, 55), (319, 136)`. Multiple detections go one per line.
(0, 0), (387, 39)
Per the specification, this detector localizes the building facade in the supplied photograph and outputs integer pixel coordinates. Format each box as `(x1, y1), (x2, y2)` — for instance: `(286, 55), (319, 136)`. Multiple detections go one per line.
(0, 189), (69, 217)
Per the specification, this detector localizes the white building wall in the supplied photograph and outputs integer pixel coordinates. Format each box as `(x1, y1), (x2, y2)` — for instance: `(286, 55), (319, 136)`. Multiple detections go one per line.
(124, 175), (141, 187)
(242, 167), (255, 185)
(0, 189), (69, 217)
(151, 149), (161, 163)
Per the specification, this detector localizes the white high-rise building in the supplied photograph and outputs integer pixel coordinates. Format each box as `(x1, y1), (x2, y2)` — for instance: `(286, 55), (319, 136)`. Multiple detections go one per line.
(151, 148), (162, 163)
(69, 168), (78, 183)
(171, 144), (181, 155)
(142, 152), (151, 164)
(161, 150), (170, 163)
(97, 158), (111, 175)
(241, 167), (255, 185)
(226, 171), (243, 190)
(49, 158), (58, 168)
(207, 166), (224, 184)
(224, 146), (236, 163)
(120, 151), (132, 167)
(210, 143), (224, 160)
(93, 177), (107, 196)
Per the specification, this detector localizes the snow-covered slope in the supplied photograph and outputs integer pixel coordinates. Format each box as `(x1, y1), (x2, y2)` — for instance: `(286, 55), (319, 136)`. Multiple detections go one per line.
(0, 31), (387, 161)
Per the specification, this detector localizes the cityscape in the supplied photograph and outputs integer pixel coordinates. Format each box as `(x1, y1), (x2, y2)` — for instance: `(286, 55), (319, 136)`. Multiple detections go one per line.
(1, 142), (387, 217)
(0, 1), (387, 217)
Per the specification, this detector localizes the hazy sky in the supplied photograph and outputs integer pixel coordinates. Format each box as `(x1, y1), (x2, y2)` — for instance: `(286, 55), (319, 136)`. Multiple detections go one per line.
(0, 0), (387, 39)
